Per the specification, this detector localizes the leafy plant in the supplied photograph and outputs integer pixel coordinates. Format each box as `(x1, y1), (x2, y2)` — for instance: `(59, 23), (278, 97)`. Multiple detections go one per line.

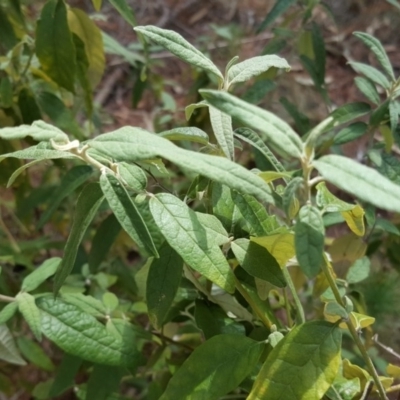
(1, 3), (400, 400)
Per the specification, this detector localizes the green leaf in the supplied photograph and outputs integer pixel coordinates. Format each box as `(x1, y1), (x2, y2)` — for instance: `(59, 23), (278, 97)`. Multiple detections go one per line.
(311, 22), (326, 84)
(313, 154), (400, 213)
(185, 101), (208, 120)
(22, 257), (61, 292)
(146, 242), (183, 328)
(157, 127), (209, 145)
(149, 193), (235, 293)
(0, 77), (13, 108)
(54, 183), (104, 293)
(109, 0), (136, 26)
(316, 182), (355, 213)
(195, 212), (230, 246)
(295, 205), (325, 278)
(85, 364), (124, 400)
(88, 214), (121, 273)
(36, 0), (76, 92)
(16, 292), (42, 341)
(18, 88), (42, 124)
(389, 100), (400, 134)
(0, 302), (18, 325)
(0, 324), (26, 366)
(346, 257), (370, 284)
(248, 321), (341, 400)
(117, 162), (147, 191)
(232, 191), (279, 236)
(92, 0), (102, 11)
(200, 90), (302, 159)
(39, 165), (93, 228)
(227, 55), (290, 87)
(330, 102), (371, 125)
(280, 97), (311, 135)
(102, 32), (144, 66)
(37, 297), (138, 367)
(0, 144), (75, 163)
(282, 177), (303, 219)
(257, 0), (296, 32)
(0, 120), (68, 143)
(99, 173), (158, 257)
(232, 239), (286, 287)
(354, 77), (381, 105)
(17, 336), (55, 371)
(135, 25), (223, 81)
(89, 127), (274, 204)
(0, 7), (17, 51)
(209, 107), (234, 160)
(160, 334), (263, 400)
(334, 122), (368, 145)
(67, 7), (105, 87)
(354, 32), (395, 81)
(61, 293), (106, 318)
(49, 354), (82, 397)
(234, 127), (287, 175)
(348, 62), (390, 89)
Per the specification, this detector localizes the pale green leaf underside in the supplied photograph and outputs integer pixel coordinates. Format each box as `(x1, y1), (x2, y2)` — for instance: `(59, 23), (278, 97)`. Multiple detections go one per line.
(135, 25), (223, 80)
(22, 257), (61, 292)
(209, 106), (234, 160)
(0, 325), (26, 366)
(249, 321), (341, 400)
(228, 54), (290, 86)
(160, 334), (263, 400)
(17, 292), (42, 341)
(157, 127), (209, 145)
(89, 127), (273, 204)
(38, 297), (137, 367)
(313, 155), (400, 213)
(200, 90), (302, 159)
(149, 193), (235, 293)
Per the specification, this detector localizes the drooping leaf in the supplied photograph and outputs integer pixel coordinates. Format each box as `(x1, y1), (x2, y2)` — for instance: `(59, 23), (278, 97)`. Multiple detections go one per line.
(209, 106), (234, 160)
(88, 214), (121, 273)
(16, 292), (42, 341)
(37, 297), (138, 367)
(160, 334), (263, 400)
(200, 90), (302, 159)
(36, 0), (76, 92)
(257, 0), (296, 32)
(89, 127), (274, 204)
(67, 7), (105, 87)
(54, 183), (104, 293)
(227, 55), (290, 87)
(22, 257), (61, 292)
(0, 325), (26, 366)
(149, 193), (235, 293)
(0, 144), (75, 163)
(353, 32), (395, 81)
(295, 205), (325, 278)
(157, 127), (209, 145)
(348, 62), (390, 89)
(134, 25), (223, 80)
(38, 165), (93, 227)
(341, 205), (365, 237)
(109, 0), (136, 26)
(49, 354), (82, 397)
(313, 155), (400, 213)
(99, 173), (158, 257)
(146, 242), (183, 328)
(248, 321), (341, 400)
(231, 239), (285, 287)
(17, 336), (55, 372)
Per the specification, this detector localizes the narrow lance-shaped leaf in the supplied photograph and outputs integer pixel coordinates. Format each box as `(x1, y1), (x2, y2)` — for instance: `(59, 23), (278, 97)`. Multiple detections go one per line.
(37, 297), (138, 367)
(231, 239), (286, 287)
(257, 0), (296, 33)
(200, 90), (303, 159)
(354, 31), (395, 81)
(295, 205), (325, 278)
(146, 242), (183, 328)
(348, 62), (390, 89)
(209, 106), (234, 160)
(354, 77), (380, 105)
(17, 336), (55, 372)
(248, 321), (342, 400)
(149, 193), (235, 293)
(99, 173), (158, 257)
(227, 55), (290, 88)
(38, 165), (93, 228)
(134, 25), (223, 81)
(36, 0), (76, 92)
(0, 302), (18, 325)
(22, 257), (61, 292)
(89, 127), (274, 204)
(313, 155), (400, 213)
(160, 334), (264, 400)
(16, 292), (42, 341)
(109, 0), (136, 26)
(54, 183), (104, 293)
(0, 325), (26, 366)
(157, 127), (209, 145)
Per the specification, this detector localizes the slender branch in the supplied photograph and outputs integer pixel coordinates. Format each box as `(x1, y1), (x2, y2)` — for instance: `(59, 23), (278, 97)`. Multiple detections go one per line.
(373, 334), (400, 360)
(320, 258), (388, 400)
(151, 331), (194, 351)
(282, 266), (305, 324)
(0, 294), (16, 303)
